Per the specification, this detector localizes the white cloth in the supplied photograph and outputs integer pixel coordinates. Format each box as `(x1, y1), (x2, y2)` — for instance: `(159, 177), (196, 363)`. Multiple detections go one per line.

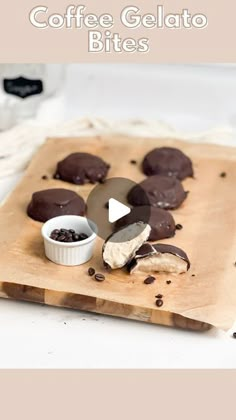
(0, 117), (234, 178)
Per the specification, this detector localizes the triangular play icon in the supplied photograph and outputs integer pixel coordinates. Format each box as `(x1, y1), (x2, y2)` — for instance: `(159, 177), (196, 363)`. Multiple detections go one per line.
(108, 198), (131, 223)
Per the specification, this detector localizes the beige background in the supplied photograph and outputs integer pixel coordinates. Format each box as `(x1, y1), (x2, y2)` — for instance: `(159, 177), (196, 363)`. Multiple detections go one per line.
(1, 370), (235, 419)
(0, 0), (235, 62)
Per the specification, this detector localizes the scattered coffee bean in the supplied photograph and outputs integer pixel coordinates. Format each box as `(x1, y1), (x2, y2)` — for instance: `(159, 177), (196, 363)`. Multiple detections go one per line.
(176, 223), (183, 230)
(220, 172), (226, 178)
(166, 280), (171, 285)
(88, 267), (95, 276)
(144, 276), (156, 284)
(130, 160), (137, 165)
(95, 273), (105, 282)
(155, 294), (163, 299)
(233, 332), (236, 339)
(191, 274), (195, 277)
(156, 299), (163, 307)
(50, 228), (90, 243)
(41, 175), (48, 180)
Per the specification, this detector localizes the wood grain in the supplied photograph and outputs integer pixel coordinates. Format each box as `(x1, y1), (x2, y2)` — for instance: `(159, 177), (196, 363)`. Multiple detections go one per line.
(1, 136), (236, 331)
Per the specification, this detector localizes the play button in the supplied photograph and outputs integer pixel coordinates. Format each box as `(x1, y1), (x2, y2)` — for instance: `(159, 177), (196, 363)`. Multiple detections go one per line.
(108, 198), (131, 223)
(86, 177), (150, 241)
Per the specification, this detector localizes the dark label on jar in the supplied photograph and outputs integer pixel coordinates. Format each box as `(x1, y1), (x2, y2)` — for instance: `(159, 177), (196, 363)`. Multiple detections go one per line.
(3, 76), (43, 99)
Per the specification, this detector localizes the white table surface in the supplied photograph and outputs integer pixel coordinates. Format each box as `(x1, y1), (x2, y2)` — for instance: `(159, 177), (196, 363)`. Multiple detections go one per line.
(1, 64), (236, 368)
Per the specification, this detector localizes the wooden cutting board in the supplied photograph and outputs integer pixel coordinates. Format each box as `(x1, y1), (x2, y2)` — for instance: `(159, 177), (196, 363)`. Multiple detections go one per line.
(1, 136), (236, 331)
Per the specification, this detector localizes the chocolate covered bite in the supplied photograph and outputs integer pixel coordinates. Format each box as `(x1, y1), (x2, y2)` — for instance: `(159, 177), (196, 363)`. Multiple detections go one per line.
(54, 153), (110, 185)
(142, 147), (193, 180)
(115, 206), (176, 241)
(27, 188), (86, 222)
(128, 243), (190, 274)
(127, 175), (187, 210)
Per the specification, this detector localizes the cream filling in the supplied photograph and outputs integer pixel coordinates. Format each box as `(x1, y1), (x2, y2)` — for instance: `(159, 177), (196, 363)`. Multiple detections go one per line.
(132, 252), (187, 274)
(103, 223), (151, 269)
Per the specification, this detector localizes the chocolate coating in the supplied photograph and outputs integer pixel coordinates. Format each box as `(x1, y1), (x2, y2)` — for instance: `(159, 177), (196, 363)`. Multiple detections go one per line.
(27, 188), (86, 222)
(152, 243), (190, 270)
(54, 153), (110, 185)
(142, 147), (193, 180)
(127, 175), (187, 210)
(115, 206), (176, 241)
(128, 242), (190, 273)
(135, 243), (156, 258)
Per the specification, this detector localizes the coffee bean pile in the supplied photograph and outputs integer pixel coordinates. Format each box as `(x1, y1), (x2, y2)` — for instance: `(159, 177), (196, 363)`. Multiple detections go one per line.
(50, 228), (89, 243)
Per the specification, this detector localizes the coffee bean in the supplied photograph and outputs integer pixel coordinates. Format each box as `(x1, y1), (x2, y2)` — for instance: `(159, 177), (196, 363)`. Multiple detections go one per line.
(51, 229), (60, 235)
(95, 273), (105, 282)
(156, 299), (163, 307)
(50, 234), (58, 240)
(166, 280), (171, 285)
(233, 332), (236, 339)
(155, 294), (163, 299)
(144, 276), (155, 284)
(191, 274), (195, 277)
(220, 172), (226, 178)
(79, 233), (88, 240)
(88, 267), (95, 276)
(175, 224), (183, 230)
(58, 235), (66, 241)
(66, 237), (73, 242)
(54, 173), (60, 180)
(69, 229), (75, 234)
(60, 229), (67, 233)
(130, 160), (137, 164)
(72, 234), (80, 241)
(42, 175), (48, 180)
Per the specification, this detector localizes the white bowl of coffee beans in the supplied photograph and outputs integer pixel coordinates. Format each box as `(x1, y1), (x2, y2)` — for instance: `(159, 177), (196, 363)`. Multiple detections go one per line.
(41, 215), (97, 266)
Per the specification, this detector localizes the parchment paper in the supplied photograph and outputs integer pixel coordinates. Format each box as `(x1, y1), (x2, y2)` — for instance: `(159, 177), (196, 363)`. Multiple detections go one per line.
(0, 135), (236, 330)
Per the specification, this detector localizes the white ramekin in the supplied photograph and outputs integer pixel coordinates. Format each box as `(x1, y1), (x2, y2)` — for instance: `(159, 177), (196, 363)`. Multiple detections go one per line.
(41, 215), (97, 266)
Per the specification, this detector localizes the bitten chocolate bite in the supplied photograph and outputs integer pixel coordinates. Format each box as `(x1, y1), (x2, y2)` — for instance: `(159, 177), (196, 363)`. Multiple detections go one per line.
(127, 175), (187, 210)
(103, 222), (151, 270)
(54, 152), (110, 185)
(27, 188), (86, 222)
(142, 147), (193, 180)
(128, 243), (190, 274)
(115, 206), (176, 241)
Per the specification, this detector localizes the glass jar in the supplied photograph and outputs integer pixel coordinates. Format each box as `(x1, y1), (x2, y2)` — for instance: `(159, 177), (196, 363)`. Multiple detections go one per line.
(0, 64), (65, 130)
